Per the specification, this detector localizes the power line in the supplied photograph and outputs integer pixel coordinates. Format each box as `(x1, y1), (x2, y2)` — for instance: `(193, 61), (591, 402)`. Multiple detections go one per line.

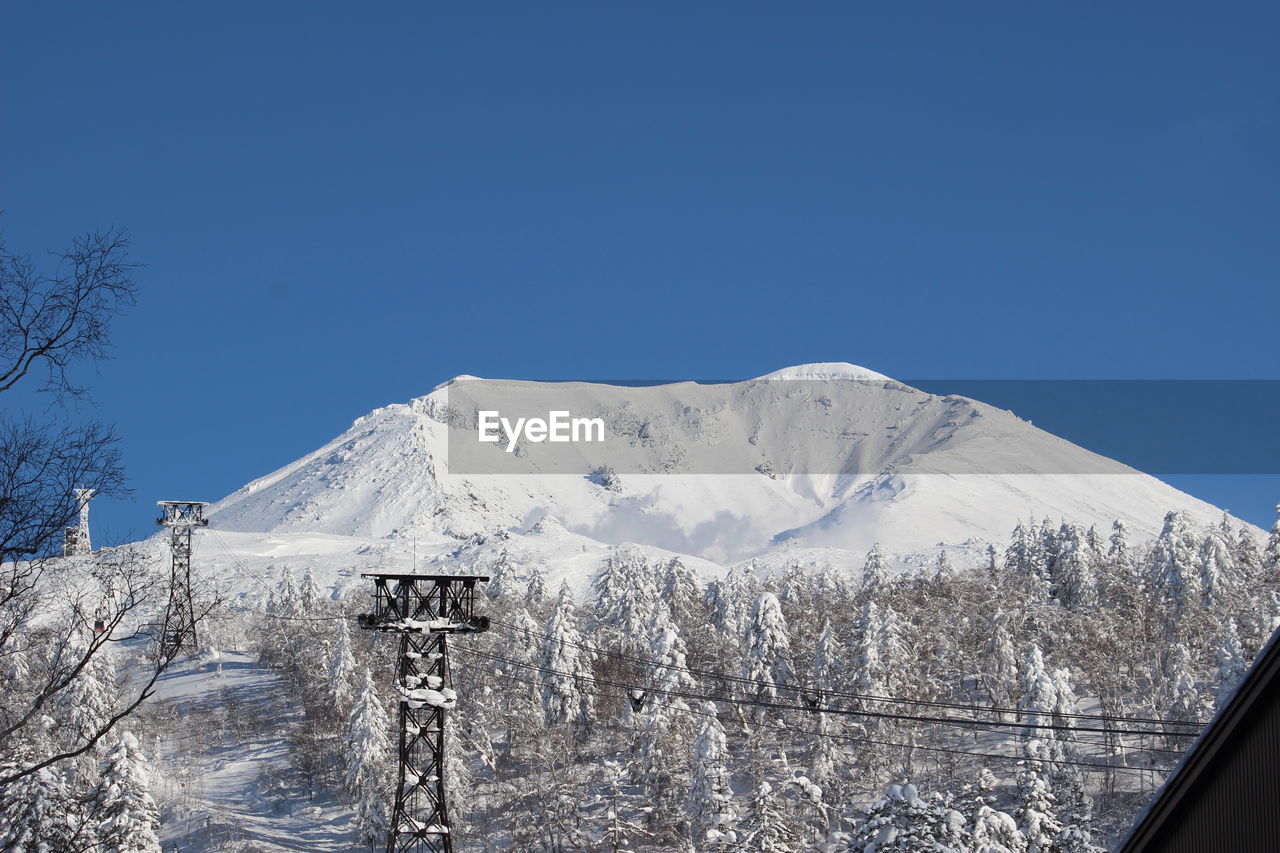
(460, 645), (1189, 743)
(228, 580), (1203, 734)
(466, 644), (1178, 757)
(452, 650), (1176, 777)
(211, 540), (1198, 734)
(485, 613), (1204, 731)
(490, 612), (1195, 727)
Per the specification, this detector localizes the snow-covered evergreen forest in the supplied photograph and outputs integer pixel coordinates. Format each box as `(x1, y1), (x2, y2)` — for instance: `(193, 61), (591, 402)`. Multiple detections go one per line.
(25, 506), (1253, 853)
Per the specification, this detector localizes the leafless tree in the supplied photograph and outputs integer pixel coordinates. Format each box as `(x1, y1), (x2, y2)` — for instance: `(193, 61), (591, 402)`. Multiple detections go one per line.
(0, 227), (214, 790)
(0, 227), (137, 398)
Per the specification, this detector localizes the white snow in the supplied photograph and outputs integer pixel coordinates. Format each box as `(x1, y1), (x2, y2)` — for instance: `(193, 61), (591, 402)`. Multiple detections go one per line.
(146, 652), (364, 851)
(753, 361), (894, 382)
(182, 365), (1254, 599)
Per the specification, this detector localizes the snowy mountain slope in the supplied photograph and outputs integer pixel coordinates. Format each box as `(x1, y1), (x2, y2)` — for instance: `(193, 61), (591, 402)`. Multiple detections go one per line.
(207, 365), (1241, 573)
(195, 523), (727, 611)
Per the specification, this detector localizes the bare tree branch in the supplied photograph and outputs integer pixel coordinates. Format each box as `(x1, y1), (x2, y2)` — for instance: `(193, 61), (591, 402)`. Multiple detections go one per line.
(0, 229), (138, 398)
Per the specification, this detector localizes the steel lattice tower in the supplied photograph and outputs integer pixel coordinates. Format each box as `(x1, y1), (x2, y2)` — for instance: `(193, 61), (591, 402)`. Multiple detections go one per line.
(157, 501), (208, 658)
(62, 488), (95, 557)
(358, 573), (489, 853)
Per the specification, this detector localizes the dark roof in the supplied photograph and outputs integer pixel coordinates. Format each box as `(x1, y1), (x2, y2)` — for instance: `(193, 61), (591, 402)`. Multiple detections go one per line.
(1115, 625), (1280, 852)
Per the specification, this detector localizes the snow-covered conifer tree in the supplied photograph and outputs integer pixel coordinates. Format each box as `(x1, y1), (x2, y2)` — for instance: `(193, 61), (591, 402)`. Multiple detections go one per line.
(595, 550), (659, 657)
(485, 548), (515, 599)
(688, 702), (736, 849)
(1005, 522), (1035, 575)
(661, 556), (702, 631)
(1235, 524), (1263, 583)
(811, 619), (840, 694)
(861, 543), (888, 599)
(1040, 519), (1061, 579)
(502, 604), (545, 722)
(1216, 618), (1247, 706)
(982, 610), (1021, 710)
(1108, 519), (1134, 580)
(1085, 525), (1105, 565)
(1054, 777), (1105, 853)
(276, 567), (300, 616)
(634, 606), (698, 816)
(704, 579), (733, 638)
(812, 565), (850, 609)
(777, 563), (810, 609)
(299, 566), (323, 615)
(328, 615), (358, 715)
(804, 621), (842, 807)
(741, 591), (793, 713)
(1015, 757), (1063, 853)
(933, 549), (953, 583)
(1053, 524), (1097, 609)
(260, 567), (302, 664)
(851, 602), (907, 720)
(0, 732), (82, 852)
(1047, 667), (1081, 777)
(708, 564), (757, 640)
(1150, 511), (1202, 616)
(848, 783), (973, 852)
(92, 731), (161, 853)
(644, 605), (697, 727)
(524, 564), (548, 605)
(345, 670), (392, 848)
(541, 583), (594, 727)
(592, 549), (632, 618)
(969, 782), (1028, 853)
(0, 762), (80, 851)
(738, 779), (795, 852)
(1161, 643), (1205, 747)
(1265, 504), (1280, 579)
(986, 543), (1000, 579)
(443, 714), (471, 833)
(806, 710), (841, 814)
(1019, 645), (1065, 766)
(1198, 525), (1238, 609)
(56, 630), (117, 775)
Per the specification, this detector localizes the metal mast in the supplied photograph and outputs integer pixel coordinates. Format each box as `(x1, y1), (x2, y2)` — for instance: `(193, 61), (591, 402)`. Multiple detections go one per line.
(358, 573), (489, 853)
(156, 500), (208, 658)
(62, 488), (95, 557)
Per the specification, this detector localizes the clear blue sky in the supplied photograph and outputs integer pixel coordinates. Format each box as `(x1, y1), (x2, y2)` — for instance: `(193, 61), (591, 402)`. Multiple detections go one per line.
(3, 2), (1277, 540)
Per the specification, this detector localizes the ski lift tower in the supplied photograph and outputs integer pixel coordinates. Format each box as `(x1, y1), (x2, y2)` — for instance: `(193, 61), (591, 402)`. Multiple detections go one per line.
(62, 488), (95, 557)
(157, 501), (208, 659)
(357, 573), (490, 853)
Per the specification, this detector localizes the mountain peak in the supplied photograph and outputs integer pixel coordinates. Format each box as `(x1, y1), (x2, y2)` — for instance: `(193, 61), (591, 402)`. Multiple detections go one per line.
(753, 362), (893, 382)
(430, 374), (484, 393)
(211, 364), (1241, 564)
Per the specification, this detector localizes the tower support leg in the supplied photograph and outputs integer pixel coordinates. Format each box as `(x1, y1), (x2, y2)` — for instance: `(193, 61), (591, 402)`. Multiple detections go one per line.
(389, 631), (453, 853)
(159, 525), (198, 659)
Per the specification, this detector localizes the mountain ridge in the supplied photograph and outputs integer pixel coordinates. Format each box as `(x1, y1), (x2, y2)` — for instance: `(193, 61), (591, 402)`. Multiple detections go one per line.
(206, 365), (1247, 576)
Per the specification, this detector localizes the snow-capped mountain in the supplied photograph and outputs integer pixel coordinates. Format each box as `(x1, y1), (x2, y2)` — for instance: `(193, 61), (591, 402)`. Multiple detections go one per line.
(196, 364), (1246, 598)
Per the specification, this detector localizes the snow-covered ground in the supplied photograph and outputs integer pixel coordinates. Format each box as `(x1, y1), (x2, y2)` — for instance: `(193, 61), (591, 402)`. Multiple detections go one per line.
(145, 653), (361, 852)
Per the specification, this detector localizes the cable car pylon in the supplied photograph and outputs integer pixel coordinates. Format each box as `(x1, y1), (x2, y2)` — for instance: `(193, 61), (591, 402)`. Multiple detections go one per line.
(157, 500), (208, 659)
(357, 572), (489, 853)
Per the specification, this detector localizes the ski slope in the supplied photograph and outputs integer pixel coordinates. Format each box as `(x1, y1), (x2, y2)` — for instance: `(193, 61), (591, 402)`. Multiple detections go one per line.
(147, 653), (362, 852)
